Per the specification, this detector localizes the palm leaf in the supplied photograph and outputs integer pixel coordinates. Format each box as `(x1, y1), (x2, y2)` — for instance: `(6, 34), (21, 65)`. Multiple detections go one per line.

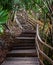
(0, 8), (8, 24)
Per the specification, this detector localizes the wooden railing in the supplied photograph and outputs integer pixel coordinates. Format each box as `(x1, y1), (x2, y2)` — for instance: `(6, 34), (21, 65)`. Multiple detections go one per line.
(35, 24), (53, 65)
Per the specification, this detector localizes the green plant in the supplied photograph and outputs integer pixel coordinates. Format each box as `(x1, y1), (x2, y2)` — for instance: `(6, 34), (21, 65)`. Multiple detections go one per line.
(0, 0), (13, 10)
(0, 7), (8, 34)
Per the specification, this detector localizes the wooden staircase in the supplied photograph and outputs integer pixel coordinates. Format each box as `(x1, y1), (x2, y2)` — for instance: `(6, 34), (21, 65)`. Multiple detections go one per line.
(1, 31), (40, 65)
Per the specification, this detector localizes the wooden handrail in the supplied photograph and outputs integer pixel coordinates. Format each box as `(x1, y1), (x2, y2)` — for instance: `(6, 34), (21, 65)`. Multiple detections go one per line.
(35, 37), (45, 65)
(28, 14), (44, 26)
(39, 49), (53, 65)
(35, 36), (53, 65)
(35, 24), (53, 65)
(36, 24), (53, 50)
(39, 59), (45, 65)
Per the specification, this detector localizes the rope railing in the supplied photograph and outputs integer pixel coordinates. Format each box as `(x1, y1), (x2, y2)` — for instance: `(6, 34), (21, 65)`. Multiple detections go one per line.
(36, 24), (53, 65)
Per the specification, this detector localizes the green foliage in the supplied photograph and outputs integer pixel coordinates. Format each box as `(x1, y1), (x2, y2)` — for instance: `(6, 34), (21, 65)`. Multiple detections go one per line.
(0, 0), (53, 13)
(0, 7), (8, 34)
(0, 0), (53, 64)
(0, 0), (13, 10)
(0, 25), (4, 34)
(0, 8), (8, 24)
(0, 0), (52, 36)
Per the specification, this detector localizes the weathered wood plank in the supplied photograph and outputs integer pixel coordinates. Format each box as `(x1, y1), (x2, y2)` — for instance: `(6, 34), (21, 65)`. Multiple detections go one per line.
(2, 57), (39, 65)
(16, 37), (35, 39)
(8, 49), (36, 53)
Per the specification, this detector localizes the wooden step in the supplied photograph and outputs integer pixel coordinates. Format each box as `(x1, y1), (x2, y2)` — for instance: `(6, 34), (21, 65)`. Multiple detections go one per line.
(15, 37), (35, 39)
(7, 49), (37, 57)
(8, 49), (36, 53)
(13, 39), (35, 44)
(21, 25), (34, 31)
(12, 43), (34, 46)
(22, 30), (36, 33)
(19, 34), (35, 37)
(12, 44), (36, 50)
(12, 46), (36, 50)
(19, 31), (36, 37)
(2, 57), (39, 65)
(11, 42), (36, 50)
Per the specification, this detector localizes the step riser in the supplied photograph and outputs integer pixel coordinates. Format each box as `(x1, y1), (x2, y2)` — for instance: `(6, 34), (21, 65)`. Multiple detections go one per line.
(11, 47), (36, 50)
(12, 45), (35, 47)
(19, 34), (36, 37)
(11, 43), (36, 50)
(11, 43), (35, 49)
(12, 46), (35, 48)
(12, 42), (35, 45)
(11, 41), (35, 45)
(14, 39), (35, 44)
(7, 53), (37, 57)
(12, 44), (35, 47)
(7, 49), (37, 57)
(12, 45), (35, 48)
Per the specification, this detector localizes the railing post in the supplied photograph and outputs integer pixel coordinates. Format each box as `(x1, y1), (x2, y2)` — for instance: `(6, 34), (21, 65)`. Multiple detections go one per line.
(39, 41), (43, 61)
(36, 24), (44, 62)
(36, 23), (53, 65)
